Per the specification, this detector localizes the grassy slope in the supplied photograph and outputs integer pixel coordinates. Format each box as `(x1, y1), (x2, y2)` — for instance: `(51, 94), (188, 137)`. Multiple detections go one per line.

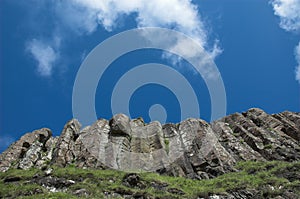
(0, 161), (299, 198)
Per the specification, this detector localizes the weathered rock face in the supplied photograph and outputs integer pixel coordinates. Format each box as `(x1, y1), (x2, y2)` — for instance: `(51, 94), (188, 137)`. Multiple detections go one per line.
(0, 108), (299, 179)
(0, 128), (52, 172)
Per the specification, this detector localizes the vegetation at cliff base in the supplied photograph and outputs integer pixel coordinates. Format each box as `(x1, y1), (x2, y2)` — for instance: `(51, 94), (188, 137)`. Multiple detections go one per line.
(0, 161), (299, 198)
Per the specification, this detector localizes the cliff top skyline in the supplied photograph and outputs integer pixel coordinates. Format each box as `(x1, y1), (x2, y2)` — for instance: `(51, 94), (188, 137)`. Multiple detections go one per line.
(1, 0), (300, 152)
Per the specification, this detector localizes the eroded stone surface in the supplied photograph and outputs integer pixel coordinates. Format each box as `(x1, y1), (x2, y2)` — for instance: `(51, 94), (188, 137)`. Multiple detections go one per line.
(0, 128), (52, 172)
(1, 108), (299, 179)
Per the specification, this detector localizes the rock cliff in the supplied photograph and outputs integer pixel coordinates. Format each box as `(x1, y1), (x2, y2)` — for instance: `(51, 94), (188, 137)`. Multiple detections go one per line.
(1, 108), (299, 180)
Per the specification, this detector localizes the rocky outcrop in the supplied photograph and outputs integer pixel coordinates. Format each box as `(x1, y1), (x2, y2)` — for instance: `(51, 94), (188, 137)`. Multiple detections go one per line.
(0, 128), (52, 172)
(0, 108), (299, 179)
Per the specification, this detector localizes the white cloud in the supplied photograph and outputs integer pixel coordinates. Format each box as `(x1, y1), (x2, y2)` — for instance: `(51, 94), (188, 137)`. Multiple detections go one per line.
(54, 1), (99, 35)
(66, 0), (220, 77)
(272, 0), (300, 32)
(70, 2), (194, 28)
(28, 0), (220, 77)
(271, 0), (300, 83)
(67, 0), (209, 46)
(295, 42), (300, 82)
(26, 39), (59, 77)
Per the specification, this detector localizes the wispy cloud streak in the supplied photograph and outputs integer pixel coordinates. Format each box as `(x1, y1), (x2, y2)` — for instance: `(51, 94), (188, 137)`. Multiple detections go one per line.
(271, 0), (300, 83)
(26, 39), (59, 77)
(26, 0), (220, 78)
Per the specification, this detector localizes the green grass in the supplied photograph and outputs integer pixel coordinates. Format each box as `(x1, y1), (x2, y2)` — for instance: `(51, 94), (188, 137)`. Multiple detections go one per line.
(0, 161), (299, 198)
(164, 138), (170, 154)
(263, 144), (273, 149)
(18, 192), (81, 199)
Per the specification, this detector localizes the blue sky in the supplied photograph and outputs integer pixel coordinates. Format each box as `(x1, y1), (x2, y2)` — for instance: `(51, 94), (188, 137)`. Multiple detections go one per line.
(0, 0), (300, 152)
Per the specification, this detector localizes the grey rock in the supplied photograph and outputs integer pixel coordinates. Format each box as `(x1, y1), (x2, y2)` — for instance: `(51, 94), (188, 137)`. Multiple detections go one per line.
(51, 119), (81, 167)
(44, 168), (53, 176)
(0, 128), (52, 172)
(110, 114), (131, 136)
(73, 119), (109, 169)
(31, 175), (75, 192)
(18, 141), (43, 170)
(1, 108), (300, 182)
(73, 188), (88, 196)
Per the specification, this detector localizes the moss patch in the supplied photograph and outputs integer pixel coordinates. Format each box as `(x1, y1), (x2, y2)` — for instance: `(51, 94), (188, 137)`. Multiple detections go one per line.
(0, 161), (299, 198)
